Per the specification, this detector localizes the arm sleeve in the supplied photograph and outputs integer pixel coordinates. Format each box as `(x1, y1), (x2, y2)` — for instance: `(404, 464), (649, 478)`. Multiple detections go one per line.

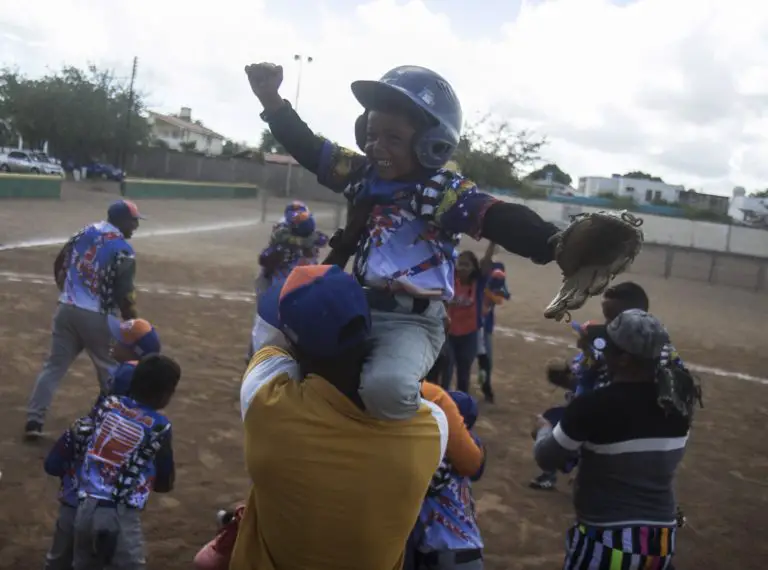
(44, 429), (75, 477)
(240, 346), (300, 420)
(432, 180), (559, 264)
(421, 382), (485, 477)
(263, 103), (368, 193)
(534, 391), (599, 472)
(153, 428), (175, 493)
(112, 253), (136, 305)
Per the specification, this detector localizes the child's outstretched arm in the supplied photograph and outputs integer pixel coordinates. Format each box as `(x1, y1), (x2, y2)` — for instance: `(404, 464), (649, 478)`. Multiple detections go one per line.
(427, 178), (559, 264)
(245, 63), (368, 193)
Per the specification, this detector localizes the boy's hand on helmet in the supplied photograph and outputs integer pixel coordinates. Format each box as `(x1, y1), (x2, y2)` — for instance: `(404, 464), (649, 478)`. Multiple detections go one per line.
(245, 63), (283, 99)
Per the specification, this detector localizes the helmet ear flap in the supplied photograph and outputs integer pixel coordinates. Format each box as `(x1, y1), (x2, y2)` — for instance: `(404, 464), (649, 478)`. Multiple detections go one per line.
(354, 112), (368, 153)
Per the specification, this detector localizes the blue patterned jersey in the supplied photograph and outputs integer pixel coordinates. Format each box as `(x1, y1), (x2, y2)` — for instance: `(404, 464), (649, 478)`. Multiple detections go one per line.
(414, 434), (485, 553)
(78, 396), (173, 509)
(316, 142), (498, 300)
(58, 221), (134, 314)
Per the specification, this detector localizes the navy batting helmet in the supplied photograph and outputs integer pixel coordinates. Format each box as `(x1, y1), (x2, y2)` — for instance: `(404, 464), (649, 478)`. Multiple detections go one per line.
(351, 65), (463, 169)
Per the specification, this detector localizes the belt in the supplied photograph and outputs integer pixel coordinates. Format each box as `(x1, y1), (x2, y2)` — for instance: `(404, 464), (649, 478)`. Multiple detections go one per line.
(364, 287), (430, 315)
(420, 549), (483, 565)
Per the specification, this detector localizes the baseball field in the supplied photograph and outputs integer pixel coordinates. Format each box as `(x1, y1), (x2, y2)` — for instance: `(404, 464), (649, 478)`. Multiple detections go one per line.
(1, 188), (766, 569)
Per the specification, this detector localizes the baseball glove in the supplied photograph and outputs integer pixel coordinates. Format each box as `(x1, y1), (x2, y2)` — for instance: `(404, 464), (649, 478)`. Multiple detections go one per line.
(545, 210), (644, 321)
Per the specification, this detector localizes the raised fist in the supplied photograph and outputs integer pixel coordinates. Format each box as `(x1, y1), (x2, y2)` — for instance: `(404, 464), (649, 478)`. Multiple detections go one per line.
(245, 63), (284, 100)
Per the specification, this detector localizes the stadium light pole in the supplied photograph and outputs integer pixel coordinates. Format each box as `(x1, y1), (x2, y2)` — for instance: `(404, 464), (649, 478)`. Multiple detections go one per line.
(284, 54), (313, 197)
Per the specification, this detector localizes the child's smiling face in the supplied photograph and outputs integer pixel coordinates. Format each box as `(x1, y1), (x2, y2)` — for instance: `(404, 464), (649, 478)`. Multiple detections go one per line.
(364, 110), (418, 180)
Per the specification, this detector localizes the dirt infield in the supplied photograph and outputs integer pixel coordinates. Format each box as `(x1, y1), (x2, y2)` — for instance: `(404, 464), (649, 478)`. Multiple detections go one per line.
(1, 197), (767, 569)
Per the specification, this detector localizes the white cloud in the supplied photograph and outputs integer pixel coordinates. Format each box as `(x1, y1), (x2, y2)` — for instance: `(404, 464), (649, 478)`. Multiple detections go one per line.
(2, 0), (767, 194)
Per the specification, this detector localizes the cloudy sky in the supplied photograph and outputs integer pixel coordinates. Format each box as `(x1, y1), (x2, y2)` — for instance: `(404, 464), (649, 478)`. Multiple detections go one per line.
(2, 0), (767, 195)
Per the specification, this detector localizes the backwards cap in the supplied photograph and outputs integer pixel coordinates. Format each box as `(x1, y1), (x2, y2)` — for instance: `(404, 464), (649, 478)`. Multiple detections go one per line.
(257, 265), (371, 358)
(586, 309), (669, 359)
(108, 316), (161, 356)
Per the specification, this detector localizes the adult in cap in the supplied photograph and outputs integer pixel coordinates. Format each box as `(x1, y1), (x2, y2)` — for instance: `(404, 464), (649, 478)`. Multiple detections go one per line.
(25, 199), (144, 439)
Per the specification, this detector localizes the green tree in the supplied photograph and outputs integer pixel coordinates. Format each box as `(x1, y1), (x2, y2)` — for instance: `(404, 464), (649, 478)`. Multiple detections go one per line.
(622, 170), (664, 182)
(526, 163), (572, 185)
(750, 189), (768, 198)
(258, 128), (287, 154)
(0, 65), (150, 166)
(221, 139), (243, 156)
(453, 115), (546, 189)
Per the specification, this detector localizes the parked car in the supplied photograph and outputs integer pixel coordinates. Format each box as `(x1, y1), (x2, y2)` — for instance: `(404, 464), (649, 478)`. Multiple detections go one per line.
(85, 161), (126, 182)
(30, 152), (64, 176)
(0, 150), (42, 174)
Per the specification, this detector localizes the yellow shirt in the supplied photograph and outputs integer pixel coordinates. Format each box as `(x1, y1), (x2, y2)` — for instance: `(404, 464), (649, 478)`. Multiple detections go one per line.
(230, 347), (449, 570)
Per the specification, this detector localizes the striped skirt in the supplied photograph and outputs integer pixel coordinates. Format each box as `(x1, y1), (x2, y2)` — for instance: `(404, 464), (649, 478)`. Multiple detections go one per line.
(563, 523), (676, 569)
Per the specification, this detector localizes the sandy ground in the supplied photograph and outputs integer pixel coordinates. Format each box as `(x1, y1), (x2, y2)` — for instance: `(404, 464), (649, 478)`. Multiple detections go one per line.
(1, 194), (767, 569)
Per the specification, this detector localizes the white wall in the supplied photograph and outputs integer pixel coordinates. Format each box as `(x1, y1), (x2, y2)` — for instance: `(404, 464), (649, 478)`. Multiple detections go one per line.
(491, 193), (768, 259)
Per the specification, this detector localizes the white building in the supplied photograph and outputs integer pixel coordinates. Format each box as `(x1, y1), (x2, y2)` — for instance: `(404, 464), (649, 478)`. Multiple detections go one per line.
(729, 187), (768, 227)
(577, 175), (683, 204)
(147, 107), (226, 156)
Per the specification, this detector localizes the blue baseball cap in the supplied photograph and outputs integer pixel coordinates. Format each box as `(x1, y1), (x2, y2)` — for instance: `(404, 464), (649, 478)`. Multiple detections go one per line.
(448, 391), (479, 430)
(257, 265), (371, 358)
(107, 315), (161, 357)
(107, 199), (145, 221)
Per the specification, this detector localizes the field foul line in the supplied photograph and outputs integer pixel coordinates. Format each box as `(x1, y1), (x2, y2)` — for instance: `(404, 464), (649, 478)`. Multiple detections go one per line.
(1, 271), (766, 386)
(0, 212), (334, 252)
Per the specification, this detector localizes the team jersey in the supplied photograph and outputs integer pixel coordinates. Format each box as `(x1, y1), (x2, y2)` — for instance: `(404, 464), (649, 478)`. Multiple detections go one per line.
(58, 221), (135, 314)
(78, 395), (173, 509)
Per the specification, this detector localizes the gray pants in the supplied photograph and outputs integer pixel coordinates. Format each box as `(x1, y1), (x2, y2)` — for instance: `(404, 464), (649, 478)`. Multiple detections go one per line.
(359, 299), (446, 420)
(418, 550), (484, 570)
(28, 304), (115, 425)
(73, 498), (146, 570)
(45, 503), (77, 570)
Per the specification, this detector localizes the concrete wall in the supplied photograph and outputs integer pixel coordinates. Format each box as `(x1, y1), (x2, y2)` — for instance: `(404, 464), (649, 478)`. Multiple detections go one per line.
(124, 179), (259, 199)
(491, 193), (768, 260)
(0, 173), (61, 199)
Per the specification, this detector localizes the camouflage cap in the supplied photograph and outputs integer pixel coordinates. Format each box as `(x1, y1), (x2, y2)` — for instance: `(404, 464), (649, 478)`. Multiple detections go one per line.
(605, 309), (670, 359)
(586, 309), (669, 359)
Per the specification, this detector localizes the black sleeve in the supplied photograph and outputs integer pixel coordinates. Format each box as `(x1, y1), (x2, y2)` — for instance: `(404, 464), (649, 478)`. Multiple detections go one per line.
(153, 429), (175, 493)
(261, 102), (325, 174)
(558, 390), (601, 445)
(112, 254), (136, 305)
(480, 201), (560, 264)
(262, 102), (368, 193)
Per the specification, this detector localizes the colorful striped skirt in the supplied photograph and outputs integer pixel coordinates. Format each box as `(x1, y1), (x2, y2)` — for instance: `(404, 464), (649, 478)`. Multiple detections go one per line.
(563, 523), (676, 569)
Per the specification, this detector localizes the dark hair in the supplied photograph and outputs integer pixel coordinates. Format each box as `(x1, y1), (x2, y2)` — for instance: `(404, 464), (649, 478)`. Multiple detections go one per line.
(130, 354), (181, 409)
(457, 250), (482, 282)
(365, 96), (434, 132)
(603, 281), (649, 312)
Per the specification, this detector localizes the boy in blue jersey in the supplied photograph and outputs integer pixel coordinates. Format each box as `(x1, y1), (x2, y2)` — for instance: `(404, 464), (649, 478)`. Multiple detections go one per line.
(248, 201), (328, 361)
(412, 391), (485, 569)
(42, 318), (161, 570)
(70, 354), (180, 570)
(103, 316), (162, 400)
(245, 62), (564, 421)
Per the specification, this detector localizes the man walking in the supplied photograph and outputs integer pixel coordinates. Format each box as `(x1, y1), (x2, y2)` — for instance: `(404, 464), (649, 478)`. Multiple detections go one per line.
(25, 199), (143, 439)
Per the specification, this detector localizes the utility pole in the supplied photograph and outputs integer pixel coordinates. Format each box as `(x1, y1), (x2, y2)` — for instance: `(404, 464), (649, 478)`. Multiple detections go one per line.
(284, 54), (312, 197)
(119, 57), (138, 173)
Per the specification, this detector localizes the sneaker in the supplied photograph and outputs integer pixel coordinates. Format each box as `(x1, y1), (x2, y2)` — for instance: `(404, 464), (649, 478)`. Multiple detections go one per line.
(481, 382), (495, 404)
(529, 472), (557, 491)
(24, 421), (44, 441)
(477, 369), (486, 388)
